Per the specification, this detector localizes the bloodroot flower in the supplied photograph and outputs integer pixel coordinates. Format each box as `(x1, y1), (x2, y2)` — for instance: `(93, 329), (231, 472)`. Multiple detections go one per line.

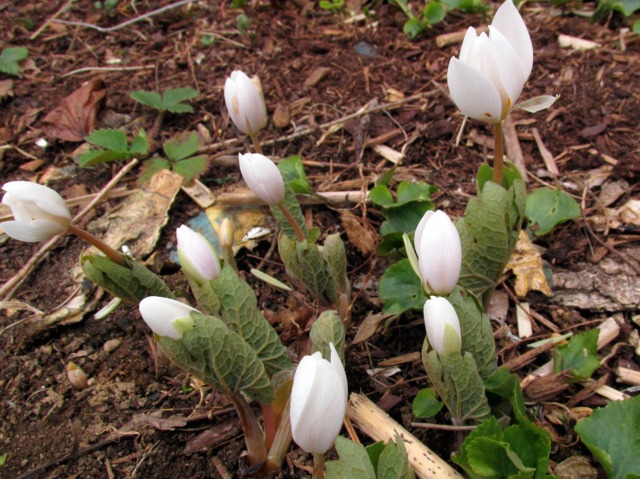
(224, 70), (268, 136)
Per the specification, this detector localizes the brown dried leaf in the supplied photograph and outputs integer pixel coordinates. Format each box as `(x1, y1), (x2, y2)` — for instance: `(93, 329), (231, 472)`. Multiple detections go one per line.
(183, 419), (242, 454)
(340, 210), (376, 255)
(506, 230), (552, 297)
(353, 312), (395, 344)
(42, 78), (106, 142)
(0, 79), (13, 100)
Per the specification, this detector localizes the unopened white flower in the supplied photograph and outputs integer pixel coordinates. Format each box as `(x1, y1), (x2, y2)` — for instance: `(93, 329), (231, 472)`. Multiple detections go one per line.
(176, 225), (220, 285)
(139, 297), (199, 340)
(238, 153), (285, 205)
(424, 297), (462, 356)
(224, 70), (268, 136)
(290, 343), (348, 454)
(447, 0), (533, 123)
(1, 181), (71, 242)
(415, 210), (461, 296)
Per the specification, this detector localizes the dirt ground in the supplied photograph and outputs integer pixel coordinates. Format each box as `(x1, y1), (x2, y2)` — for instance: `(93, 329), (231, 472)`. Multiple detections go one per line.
(0, 0), (639, 478)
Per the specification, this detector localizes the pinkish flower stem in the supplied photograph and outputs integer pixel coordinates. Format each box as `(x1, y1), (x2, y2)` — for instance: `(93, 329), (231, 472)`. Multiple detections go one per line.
(68, 224), (128, 267)
(276, 203), (306, 242)
(250, 133), (263, 155)
(493, 122), (504, 186)
(313, 453), (326, 479)
(230, 393), (267, 468)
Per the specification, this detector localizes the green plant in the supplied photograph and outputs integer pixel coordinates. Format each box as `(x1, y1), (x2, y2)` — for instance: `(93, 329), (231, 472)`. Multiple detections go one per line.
(94, 0), (118, 15)
(524, 187), (581, 236)
(130, 87), (198, 113)
(0, 47), (29, 77)
(139, 131), (209, 183)
(593, 0), (640, 31)
(77, 129), (149, 167)
(319, 0), (345, 12)
(390, 0), (486, 39)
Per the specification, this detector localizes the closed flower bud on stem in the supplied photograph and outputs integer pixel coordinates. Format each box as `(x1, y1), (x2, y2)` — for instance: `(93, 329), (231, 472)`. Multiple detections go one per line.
(415, 210), (461, 296)
(290, 343), (348, 455)
(138, 297), (199, 340)
(176, 225), (221, 284)
(224, 70), (268, 137)
(238, 153), (286, 206)
(1, 181), (71, 242)
(423, 297), (462, 357)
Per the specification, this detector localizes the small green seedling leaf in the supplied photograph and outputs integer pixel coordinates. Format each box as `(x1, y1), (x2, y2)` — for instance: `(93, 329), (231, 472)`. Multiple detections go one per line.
(0, 452), (7, 466)
(379, 258), (425, 314)
(130, 90), (163, 110)
(310, 310), (346, 362)
(412, 388), (444, 418)
(138, 157), (171, 184)
(131, 87), (197, 113)
(277, 155), (312, 194)
(554, 328), (600, 381)
(325, 436), (377, 479)
(173, 155), (208, 181)
(86, 128), (128, 152)
(0, 47), (29, 76)
(366, 442), (385, 474)
(423, 2), (446, 24)
(525, 187), (581, 236)
(403, 17), (424, 39)
(78, 128), (149, 167)
(575, 394), (640, 479)
(377, 435), (416, 479)
(163, 131), (202, 161)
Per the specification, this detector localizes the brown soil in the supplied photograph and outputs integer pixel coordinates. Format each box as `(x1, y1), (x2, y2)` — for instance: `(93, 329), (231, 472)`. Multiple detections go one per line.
(1, 1), (639, 478)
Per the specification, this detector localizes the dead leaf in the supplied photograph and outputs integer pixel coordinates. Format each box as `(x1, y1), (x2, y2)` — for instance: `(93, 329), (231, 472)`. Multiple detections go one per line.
(272, 102), (291, 129)
(120, 412), (188, 433)
(183, 419), (242, 454)
(42, 78), (106, 142)
(353, 312), (395, 344)
(0, 79), (13, 100)
(506, 230), (552, 297)
(340, 211), (376, 255)
(554, 456), (598, 479)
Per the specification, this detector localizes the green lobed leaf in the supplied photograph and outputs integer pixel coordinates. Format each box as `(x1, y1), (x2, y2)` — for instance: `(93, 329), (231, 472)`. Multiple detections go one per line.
(85, 128), (128, 152)
(278, 234), (338, 306)
(457, 179), (526, 304)
(161, 87), (198, 107)
(423, 2), (446, 24)
(325, 436), (377, 479)
(465, 437), (535, 478)
(1, 47), (29, 62)
(423, 348), (491, 424)
(575, 395), (640, 479)
(130, 90), (163, 110)
(77, 149), (130, 167)
(173, 155), (209, 181)
(322, 233), (349, 295)
(159, 313), (274, 404)
(129, 129), (149, 155)
(403, 17), (424, 39)
(310, 310), (346, 362)
(377, 435), (416, 479)
(379, 258), (425, 314)
(553, 329), (600, 382)
(163, 131), (203, 161)
(370, 185), (395, 206)
(483, 368), (528, 424)
(412, 388), (444, 418)
(81, 255), (175, 303)
(277, 155), (312, 194)
(366, 441), (385, 474)
(447, 286), (498, 379)
(138, 157), (171, 184)
(209, 265), (292, 376)
(270, 183), (307, 240)
(165, 103), (195, 114)
(525, 187), (581, 236)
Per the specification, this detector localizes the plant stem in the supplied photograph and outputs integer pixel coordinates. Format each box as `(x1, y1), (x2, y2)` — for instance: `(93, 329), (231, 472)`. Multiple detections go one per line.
(68, 224), (127, 267)
(313, 453), (326, 479)
(250, 133), (263, 155)
(493, 121), (504, 186)
(276, 203), (305, 242)
(267, 397), (292, 470)
(229, 393), (267, 468)
(261, 403), (277, 451)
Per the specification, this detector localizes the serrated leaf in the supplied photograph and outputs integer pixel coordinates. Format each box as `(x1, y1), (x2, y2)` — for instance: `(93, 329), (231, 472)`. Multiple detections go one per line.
(138, 157), (171, 184)
(86, 128), (128, 152)
(553, 328), (600, 381)
(270, 183), (307, 240)
(325, 436), (377, 479)
(423, 349), (491, 424)
(173, 155), (208, 181)
(412, 388), (444, 418)
(447, 286), (497, 379)
(130, 90), (163, 110)
(77, 149), (130, 167)
(209, 265), (292, 376)
(575, 395), (640, 479)
(310, 310), (346, 362)
(81, 255), (175, 303)
(377, 435), (416, 479)
(165, 103), (195, 114)
(525, 187), (581, 236)
(277, 155), (312, 194)
(457, 179), (526, 304)
(159, 313), (274, 403)
(0, 62), (21, 76)
(129, 129), (149, 155)
(322, 233), (349, 295)
(278, 234), (338, 306)
(162, 87), (198, 107)
(379, 258), (425, 314)
(163, 131), (203, 161)
(483, 368), (528, 424)
(1, 47), (29, 62)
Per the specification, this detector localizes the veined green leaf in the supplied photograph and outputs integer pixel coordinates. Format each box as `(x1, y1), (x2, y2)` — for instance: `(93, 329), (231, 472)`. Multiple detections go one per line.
(277, 155), (312, 194)
(553, 328), (600, 381)
(270, 183), (307, 240)
(138, 157), (171, 184)
(163, 131), (203, 161)
(322, 233), (349, 295)
(130, 90), (163, 110)
(525, 187), (581, 236)
(325, 436), (377, 479)
(379, 258), (425, 314)
(412, 388), (444, 418)
(377, 435), (416, 479)
(162, 87), (198, 107)
(310, 310), (346, 362)
(173, 155), (209, 181)
(129, 129), (149, 155)
(77, 149), (130, 167)
(86, 128), (128, 152)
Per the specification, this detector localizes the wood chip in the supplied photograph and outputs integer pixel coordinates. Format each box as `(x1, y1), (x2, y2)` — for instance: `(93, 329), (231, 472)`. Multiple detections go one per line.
(181, 178), (216, 209)
(616, 366), (640, 386)
(532, 127), (558, 176)
(516, 302), (533, 339)
(558, 34), (601, 50)
(303, 67), (331, 88)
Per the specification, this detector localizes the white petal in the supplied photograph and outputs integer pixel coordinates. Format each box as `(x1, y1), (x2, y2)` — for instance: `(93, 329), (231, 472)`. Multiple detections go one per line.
(491, 0), (533, 78)
(3, 181), (70, 220)
(458, 27), (478, 64)
(238, 153), (285, 205)
(489, 26), (528, 108)
(424, 297), (461, 355)
(289, 354), (319, 432)
(139, 297), (198, 339)
(515, 94), (559, 113)
(176, 225), (220, 282)
(413, 210), (434, 254)
(447, 58), (502, 123)
(2, 220), (65, 242)
(330, 343), (348, 399)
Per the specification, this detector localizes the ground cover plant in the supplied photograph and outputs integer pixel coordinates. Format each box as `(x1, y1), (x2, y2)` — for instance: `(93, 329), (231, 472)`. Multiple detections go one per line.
(0, 0), (639, 478)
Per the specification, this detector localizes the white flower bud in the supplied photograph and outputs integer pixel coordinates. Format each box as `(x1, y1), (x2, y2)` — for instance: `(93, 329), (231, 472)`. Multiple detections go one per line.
(290, 343), (347, 454)
(176, 225), (221, 284)
(224, 70), (268, 136)
(416, 210), (461, 296)
(1, 181), (71, 242)
(138, 297), (199, 340)
(238, 153), (285, 205)
(423, 297), (462, 356)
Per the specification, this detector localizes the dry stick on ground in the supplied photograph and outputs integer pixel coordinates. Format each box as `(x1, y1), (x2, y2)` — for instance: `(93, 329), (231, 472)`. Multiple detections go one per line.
(0, 159), (139, 300)
(348, 393), (464, 479)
